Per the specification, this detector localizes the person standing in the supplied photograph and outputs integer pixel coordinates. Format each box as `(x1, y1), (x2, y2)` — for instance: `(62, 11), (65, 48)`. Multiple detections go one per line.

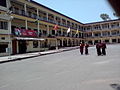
(80, 42), (84, 55)
(96, 41), (102, 56)
(85, 42), (89, 55)
(101, 41), (107, 55)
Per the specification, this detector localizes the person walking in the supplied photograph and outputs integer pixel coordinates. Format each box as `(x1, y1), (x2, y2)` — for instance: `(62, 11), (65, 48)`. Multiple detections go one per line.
(85, 42), (89, 55)
(101, 41), (107, 55)
(80, 42), (84, 55)
(96, 41), (102, 56)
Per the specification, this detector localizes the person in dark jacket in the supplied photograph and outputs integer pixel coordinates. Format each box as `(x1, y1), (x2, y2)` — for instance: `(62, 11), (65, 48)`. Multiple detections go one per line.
(85, 42), (89, 55)
(80, 42), (84, 55)
(96, 41), (102, 56)
(101, 41), (107, 55)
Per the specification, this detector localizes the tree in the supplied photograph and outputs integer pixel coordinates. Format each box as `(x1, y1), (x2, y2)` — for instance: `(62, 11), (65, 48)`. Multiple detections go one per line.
(100, 13), (111, 21)
(113, 13), (120, 19)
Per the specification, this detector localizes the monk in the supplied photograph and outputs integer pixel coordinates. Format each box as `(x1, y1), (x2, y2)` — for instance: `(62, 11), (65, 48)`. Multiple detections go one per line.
(101, 41), (107, 55)
(85, 42), (89, 55)
(80, 42), (84, 55)
(96, 41), (102, 56)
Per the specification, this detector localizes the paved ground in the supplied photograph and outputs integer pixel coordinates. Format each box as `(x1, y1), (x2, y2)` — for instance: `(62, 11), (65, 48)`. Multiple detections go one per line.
(0, 46), (79, 63)
(0, 44), (120, 90)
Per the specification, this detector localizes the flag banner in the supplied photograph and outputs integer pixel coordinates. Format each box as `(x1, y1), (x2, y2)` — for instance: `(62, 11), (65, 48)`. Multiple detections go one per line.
(67, 27), (71, 33)
(53, 24), (58, 30)
(14, 28), (37, 37)
(76, 29), (79, 34)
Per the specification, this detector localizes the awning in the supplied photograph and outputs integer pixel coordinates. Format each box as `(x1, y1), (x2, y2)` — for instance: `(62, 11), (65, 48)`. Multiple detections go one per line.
(14, 37), (45, 41)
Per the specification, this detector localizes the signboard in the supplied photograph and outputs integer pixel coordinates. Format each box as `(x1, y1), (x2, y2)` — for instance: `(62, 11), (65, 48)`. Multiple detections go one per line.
(14, 28), (37, 37)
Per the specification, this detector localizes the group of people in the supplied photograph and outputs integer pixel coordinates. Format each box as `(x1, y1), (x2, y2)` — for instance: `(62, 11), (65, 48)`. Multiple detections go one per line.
(96, 41), (107, 56)
(79, 42), (89, 55)
(79, 41), (107, 56)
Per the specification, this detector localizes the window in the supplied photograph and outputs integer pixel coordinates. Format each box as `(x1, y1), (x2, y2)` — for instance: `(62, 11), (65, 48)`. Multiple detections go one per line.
(14, 7), (19, 14)
(102, 24), (109, 29)
(112, 39), (116, 43)
(105, 40), (109, 43)
(58, 30), (61, 35)
(28, 11), (32, 17)
(0, 0), (6, 7)
(111, 31), (118, 35)
(33, 13), (37, 19)
(33, 41), (38, 48)
(0, 44), (8, 53)
(52, 30), (55, 35)
(43, 30), (47, 36)
(21, 10), (25, 15)
(0, 21), (8, 30)
(102, 32), (110, 36)
(1, 37), (5, 40)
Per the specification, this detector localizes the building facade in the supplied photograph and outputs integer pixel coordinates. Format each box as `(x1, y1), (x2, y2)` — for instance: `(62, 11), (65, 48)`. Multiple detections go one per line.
(0, 0), (120, 56)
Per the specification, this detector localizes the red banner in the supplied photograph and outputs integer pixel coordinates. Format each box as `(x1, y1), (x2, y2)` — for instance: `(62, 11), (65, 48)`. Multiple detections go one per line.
(53, 24), (58, 30)
(15, 28), (37, 37)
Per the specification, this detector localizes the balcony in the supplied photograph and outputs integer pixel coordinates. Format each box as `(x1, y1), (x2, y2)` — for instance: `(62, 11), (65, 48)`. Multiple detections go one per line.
(48, 19), (55, 24)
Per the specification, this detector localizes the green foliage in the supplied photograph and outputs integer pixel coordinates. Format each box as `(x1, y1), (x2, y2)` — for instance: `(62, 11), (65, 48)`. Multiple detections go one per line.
(100, 13), (111, 21)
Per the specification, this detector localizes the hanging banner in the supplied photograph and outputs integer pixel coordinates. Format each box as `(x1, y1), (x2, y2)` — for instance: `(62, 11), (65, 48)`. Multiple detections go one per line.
(14, 28), (37, 37)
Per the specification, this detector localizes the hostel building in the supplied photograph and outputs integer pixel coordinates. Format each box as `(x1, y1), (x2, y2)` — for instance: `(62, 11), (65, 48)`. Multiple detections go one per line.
(0, 0), (120, 56)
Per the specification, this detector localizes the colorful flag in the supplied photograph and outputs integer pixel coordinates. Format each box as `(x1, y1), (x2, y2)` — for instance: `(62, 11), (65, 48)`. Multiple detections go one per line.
(76, 29), (79, 34)
(53, 24), (58, 30)
(67, 27), (71, 33)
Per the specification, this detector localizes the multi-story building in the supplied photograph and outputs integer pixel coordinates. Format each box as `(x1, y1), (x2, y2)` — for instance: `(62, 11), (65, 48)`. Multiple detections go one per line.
(0, 0), (120, 56)
(84, 20), (120, 45)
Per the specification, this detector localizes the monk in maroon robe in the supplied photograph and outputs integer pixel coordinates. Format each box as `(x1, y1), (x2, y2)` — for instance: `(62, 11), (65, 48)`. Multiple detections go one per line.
(85, 43), (89, 55)
(80, 42), (84, 55)
(101, 41), (107, 55)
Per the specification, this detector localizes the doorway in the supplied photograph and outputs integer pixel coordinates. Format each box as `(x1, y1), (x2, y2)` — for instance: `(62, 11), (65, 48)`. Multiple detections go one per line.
(18, 40), (27, 54)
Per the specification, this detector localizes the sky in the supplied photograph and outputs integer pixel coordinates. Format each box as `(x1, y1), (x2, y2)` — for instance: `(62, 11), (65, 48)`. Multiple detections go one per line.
(35, 0), (117, 24)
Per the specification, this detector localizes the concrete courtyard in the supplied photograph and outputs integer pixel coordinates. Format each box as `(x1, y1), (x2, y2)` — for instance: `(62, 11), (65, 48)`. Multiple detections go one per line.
(0, 44), (120, 90)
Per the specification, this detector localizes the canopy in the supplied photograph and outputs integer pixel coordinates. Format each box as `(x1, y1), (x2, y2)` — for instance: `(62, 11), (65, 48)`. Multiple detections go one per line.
(14, 37), (45, 41)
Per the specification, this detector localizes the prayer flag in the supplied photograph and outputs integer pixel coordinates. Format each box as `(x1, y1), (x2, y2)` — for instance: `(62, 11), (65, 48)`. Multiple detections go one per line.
(67, 27), (71, 33)
(53, 24), (58, 30)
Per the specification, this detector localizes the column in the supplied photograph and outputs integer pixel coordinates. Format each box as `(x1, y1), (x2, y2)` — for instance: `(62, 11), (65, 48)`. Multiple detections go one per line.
(119, 22), (120, 27)
(70, 29), (72, 37)
(91, 25), (94, 31)
(100, 24), (102, 30)
(54, 16), (56, 24)
(109, 31), (112, 36)
(25, 19), (28, 29)
(92, 40), (95, 45)
(92, 32), (94, 37)
(37, 8), (39, 19)
(77, 31), (79, 38)
(62, 38), (64, 47)
(101, 31), (103, 37)
(8, 20), (12, 55)
(109, 23), (111, 29)
(37, 21), (39, 37)
(60, 17), (62, 25)
(67, 39), (69, 46)
(109, 38), (112, 43)
(37, 8), (39, 37)
(61, 28), (63, 36)
(47, 25), (49, 35)
(46, 13), (48, 21)
(24, 3), (27, 15)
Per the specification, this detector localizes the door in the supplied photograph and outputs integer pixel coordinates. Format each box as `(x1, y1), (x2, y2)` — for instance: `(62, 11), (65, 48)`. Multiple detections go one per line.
(12, 40), (17, 54)
(18, 40), (27, 54)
